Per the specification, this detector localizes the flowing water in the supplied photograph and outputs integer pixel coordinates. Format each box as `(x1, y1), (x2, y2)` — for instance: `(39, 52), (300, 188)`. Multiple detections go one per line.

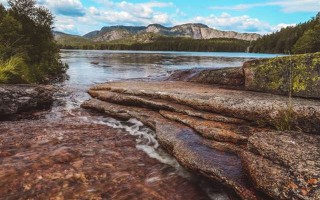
(52, 50), (282, 199)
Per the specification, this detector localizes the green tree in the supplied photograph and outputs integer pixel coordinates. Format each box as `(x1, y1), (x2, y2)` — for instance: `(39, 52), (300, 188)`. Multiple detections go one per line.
(293, 25), (320, 53)
(0, 0), (67, 83)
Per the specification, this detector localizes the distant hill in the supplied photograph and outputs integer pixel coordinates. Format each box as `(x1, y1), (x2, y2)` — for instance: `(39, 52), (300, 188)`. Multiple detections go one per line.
(250, 12), (320, 54)
(53, 31), (92, 48)
(83, 23), (261, 42)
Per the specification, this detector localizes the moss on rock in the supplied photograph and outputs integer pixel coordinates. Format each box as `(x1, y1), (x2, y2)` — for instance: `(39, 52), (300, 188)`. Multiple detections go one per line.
(244, 52), (320, 99)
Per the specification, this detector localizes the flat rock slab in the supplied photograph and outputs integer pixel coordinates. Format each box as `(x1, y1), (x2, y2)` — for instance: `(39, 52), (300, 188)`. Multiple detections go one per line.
(0, 115), (210, 200)
(0, 84), (54, 116)
(89, 90), (247, 124)
(91, 81), (320, 134)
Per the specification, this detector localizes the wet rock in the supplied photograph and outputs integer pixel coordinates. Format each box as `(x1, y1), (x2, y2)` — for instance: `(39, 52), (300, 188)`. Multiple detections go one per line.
(242, 131), (320, 200)
(167, 67), (244, 88)
(82, 98), (266, 200)
(0, 84), (54, 116)
(156, 120), (264, 200)
(91, 81), (320, 134)
(159, 110), (249, 144)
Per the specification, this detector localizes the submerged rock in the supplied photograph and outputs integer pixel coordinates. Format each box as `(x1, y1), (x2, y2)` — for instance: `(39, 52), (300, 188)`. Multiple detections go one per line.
(0, 84), (54, 117)
(0, 113), (212, 200)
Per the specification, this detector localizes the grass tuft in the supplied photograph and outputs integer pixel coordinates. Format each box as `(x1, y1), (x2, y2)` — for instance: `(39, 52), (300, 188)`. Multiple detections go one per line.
(0, 56), (33, 84)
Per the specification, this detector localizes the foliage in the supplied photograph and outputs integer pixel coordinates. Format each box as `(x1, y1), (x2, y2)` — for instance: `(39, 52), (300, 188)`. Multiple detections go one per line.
(0, 0), (67, 84)
(293, 25), (320, 53)
(250, 12), (320, 54)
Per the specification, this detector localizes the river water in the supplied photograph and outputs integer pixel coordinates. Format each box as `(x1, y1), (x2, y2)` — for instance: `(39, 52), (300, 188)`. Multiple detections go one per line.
(55, 50), (281, 199)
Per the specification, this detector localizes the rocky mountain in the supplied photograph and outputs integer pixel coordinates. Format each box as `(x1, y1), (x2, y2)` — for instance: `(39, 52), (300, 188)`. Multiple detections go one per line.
(83, 23), (261, 42)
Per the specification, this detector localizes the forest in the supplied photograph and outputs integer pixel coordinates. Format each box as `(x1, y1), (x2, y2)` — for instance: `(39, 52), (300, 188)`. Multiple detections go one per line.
(250, 12), (320, 54)
(0, 0), (67, 84)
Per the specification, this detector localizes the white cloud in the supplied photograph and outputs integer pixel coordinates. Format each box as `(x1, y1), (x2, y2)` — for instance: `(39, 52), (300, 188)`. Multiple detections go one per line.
(271, 23), (296, 32)
(190, 13), (271, 33)
(186, 13), (294, 34)
(38, 0), (85, 16)
(47, 0), (174, 34)
(211, 0), (320, 13)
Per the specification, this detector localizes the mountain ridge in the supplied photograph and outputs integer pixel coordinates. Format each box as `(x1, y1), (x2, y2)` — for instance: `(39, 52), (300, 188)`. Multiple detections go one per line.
(82, 23), (261, 42)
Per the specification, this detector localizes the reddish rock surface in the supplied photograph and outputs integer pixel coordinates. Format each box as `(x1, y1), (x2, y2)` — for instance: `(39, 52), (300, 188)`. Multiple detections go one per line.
(0, 110), (217, 200)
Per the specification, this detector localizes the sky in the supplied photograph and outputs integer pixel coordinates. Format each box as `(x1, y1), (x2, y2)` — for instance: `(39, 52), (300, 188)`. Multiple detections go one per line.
(1, 0), (319, 35)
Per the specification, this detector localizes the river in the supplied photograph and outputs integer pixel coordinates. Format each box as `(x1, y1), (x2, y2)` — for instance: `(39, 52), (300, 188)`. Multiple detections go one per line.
(53, 50), (281, 200)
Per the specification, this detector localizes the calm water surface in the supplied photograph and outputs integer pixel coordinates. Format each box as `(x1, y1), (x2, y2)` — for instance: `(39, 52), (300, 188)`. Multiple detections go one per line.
(61, 49), (282, 86)
(56, 50), (282, 200)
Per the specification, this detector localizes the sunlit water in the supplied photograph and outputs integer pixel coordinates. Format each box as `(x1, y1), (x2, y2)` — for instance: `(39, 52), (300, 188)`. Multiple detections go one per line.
(53, 50), (283, 200)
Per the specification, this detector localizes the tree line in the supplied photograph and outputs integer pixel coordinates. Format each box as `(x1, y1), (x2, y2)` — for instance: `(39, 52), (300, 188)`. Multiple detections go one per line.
(58, 36), (250, 53)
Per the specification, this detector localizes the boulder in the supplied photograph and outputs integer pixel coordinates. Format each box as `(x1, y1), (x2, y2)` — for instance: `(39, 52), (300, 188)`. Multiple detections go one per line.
(243, 53), (320, 99)
(0, 84), (54, 116)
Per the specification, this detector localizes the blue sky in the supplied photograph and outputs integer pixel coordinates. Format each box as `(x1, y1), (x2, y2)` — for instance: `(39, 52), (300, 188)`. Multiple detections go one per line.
(1, 0), (319, 35)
